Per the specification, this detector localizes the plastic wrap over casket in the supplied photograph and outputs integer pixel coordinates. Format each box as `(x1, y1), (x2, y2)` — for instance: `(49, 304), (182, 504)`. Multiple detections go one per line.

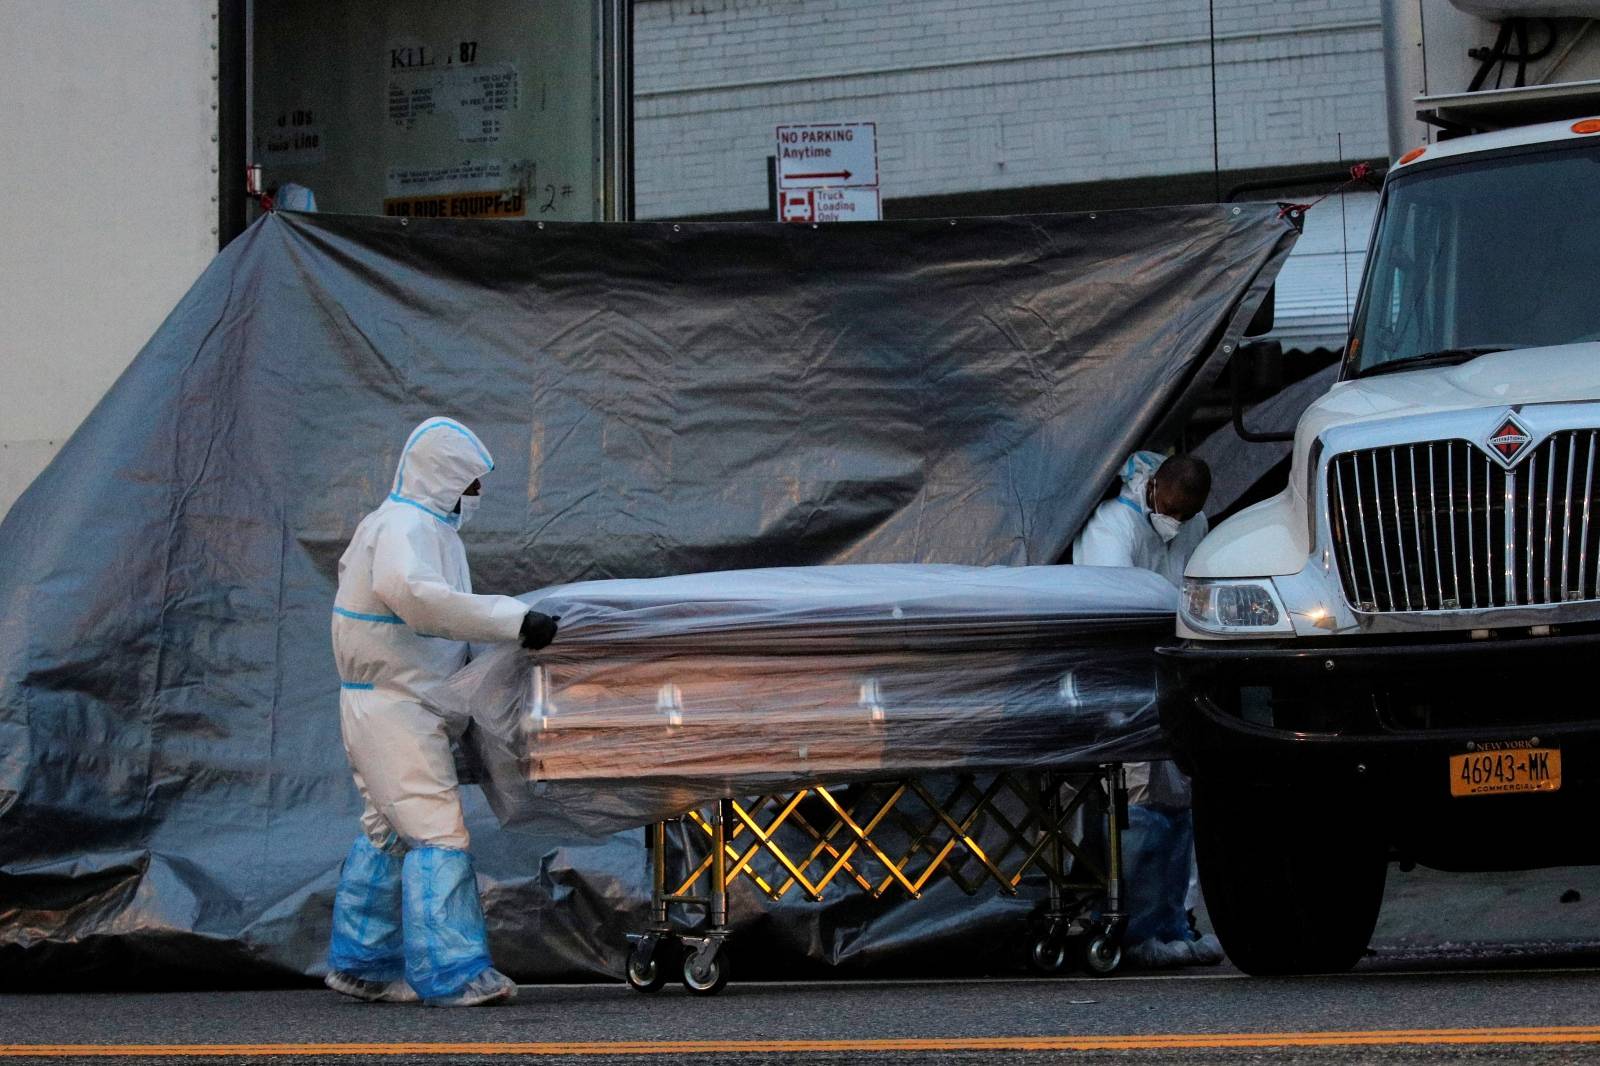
(437, 564), (1176, 835)
(0, 207), (1294, 987)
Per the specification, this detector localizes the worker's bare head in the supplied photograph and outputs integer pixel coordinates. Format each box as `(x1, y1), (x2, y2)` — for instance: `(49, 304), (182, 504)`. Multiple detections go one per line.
(1149, 456), (1210, 522)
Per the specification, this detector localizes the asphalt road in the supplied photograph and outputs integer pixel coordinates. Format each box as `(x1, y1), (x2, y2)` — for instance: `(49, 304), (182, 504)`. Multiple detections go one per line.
(5, 865), (1600, 1064)
(7, 962), (1600, 1065)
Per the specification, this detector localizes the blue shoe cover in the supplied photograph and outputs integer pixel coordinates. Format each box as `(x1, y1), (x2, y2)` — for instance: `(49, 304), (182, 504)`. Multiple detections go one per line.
(328, 835), (405, 983)
(325, 970), (419, 1003)
(423, 967), (517, 1008)
(403, 847), (494, 1001)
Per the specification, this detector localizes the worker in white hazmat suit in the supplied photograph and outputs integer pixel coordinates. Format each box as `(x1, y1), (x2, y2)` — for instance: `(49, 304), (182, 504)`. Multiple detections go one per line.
(325, 417), (558, 1007)
(1071, 451), (1210, 587)
(1073, 450), (1222, 968)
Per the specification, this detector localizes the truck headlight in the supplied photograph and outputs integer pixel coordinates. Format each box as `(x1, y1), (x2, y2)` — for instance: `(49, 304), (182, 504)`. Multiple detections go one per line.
(1181, 578), (1293, 635)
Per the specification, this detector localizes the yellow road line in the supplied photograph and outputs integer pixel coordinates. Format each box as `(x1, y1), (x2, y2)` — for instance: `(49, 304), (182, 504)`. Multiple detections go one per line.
(7, 1027), (1600, 1056)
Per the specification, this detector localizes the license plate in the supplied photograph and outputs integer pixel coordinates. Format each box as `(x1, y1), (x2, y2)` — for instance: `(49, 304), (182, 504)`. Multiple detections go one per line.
(1449, 747), (1561, 797)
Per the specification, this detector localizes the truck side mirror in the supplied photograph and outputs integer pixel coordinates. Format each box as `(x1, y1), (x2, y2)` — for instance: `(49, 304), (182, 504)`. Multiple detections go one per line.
(1244, 339), (1283, 392)
(1231, 341), (1294, 443)
(1244, 285), (1275, 337)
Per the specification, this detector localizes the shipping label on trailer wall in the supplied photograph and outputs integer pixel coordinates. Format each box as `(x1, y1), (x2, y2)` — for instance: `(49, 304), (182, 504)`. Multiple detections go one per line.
(252, 0), (601, 220)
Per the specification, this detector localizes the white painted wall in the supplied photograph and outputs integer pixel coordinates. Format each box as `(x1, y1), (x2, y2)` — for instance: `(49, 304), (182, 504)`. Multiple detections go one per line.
(634, 0), (1388, 219)
(0, 0), (219, 520)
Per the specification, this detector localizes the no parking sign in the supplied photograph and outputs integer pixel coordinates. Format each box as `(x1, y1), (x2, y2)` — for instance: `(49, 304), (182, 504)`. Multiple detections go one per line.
(775, 121), (881, 222)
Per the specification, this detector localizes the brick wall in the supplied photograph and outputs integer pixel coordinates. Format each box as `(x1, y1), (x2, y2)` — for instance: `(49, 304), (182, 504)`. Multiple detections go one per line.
(634, 0), (1386, 218)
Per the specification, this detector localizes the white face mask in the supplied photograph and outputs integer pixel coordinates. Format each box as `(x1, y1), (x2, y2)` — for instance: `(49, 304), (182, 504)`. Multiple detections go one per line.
(457, 493), (481, 527)
(1150, 511), (1182, 543)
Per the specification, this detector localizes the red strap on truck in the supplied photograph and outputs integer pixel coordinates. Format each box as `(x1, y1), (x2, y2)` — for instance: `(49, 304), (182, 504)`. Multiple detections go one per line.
(1277, 162), (1380, 219)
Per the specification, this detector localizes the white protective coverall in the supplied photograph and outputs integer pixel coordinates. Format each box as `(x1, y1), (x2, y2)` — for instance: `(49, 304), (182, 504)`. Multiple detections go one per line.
(326, 417), (529, 1003)
(1073, 451), (1218, 966)
(1070, 451), (1209, 588)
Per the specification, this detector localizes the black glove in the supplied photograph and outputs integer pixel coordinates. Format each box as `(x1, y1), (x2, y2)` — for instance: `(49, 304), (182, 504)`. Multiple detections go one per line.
(519, 610), (559, 650)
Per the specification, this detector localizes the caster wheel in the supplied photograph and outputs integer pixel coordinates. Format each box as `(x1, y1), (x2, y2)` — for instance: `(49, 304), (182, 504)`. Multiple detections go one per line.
(625, 936), (674, 993)
(1029, 936), (1069, 975)
(682, 948), (730, 996)
(626, 954), (667, 993)
(1079, 930), (1122, 976)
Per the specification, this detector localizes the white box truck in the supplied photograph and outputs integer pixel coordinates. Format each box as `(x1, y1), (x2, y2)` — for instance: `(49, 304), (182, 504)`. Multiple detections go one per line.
(1160, 0), (1600, 975)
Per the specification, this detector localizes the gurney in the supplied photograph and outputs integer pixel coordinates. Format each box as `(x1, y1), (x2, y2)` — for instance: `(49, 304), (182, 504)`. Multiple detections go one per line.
(439, 564), (1177, 993)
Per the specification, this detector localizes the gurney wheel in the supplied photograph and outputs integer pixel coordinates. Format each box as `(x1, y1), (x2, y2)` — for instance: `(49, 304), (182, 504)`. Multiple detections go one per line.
(1079, 930), (1122, 977)
(1029, 936), (1070, 975)
(626, 955), (668, 993)
(682, 949), (730, 996)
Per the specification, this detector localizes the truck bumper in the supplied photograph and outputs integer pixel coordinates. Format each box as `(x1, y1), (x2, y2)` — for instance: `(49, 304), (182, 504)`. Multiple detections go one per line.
(1157, 630), (1600, 870)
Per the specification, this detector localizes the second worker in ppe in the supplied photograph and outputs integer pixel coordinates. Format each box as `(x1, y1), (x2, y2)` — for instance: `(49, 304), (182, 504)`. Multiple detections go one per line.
(324, 417), (557, 1007)
(1071, 451), (1210, 588)
(1073, 449), (1220, 969)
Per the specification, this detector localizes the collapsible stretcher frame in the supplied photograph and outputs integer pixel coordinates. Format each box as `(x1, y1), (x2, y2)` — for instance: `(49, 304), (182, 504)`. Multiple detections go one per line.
(623, 764), (1129, 994)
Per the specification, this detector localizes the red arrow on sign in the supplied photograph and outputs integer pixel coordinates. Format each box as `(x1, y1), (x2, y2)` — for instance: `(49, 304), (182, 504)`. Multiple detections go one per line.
(786, 170), (853, 180)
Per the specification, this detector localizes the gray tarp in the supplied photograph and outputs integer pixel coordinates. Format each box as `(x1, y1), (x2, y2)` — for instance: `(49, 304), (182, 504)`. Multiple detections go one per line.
(0, 207), (1294, 987)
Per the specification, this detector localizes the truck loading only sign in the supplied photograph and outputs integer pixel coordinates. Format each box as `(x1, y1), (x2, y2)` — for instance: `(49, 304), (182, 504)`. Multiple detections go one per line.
(776, 121), (880, 223)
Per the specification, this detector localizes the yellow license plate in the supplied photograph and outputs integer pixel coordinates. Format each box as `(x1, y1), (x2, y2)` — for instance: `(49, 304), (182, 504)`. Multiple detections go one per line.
(1449, 747), (1561, 797)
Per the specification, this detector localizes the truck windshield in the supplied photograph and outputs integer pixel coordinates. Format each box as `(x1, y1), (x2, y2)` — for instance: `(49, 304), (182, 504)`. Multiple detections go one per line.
(1347, 140), (1600, 377)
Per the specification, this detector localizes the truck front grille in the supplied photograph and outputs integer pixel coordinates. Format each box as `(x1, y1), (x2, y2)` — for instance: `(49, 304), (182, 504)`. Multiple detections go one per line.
(1328, 432), (1600, 613)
